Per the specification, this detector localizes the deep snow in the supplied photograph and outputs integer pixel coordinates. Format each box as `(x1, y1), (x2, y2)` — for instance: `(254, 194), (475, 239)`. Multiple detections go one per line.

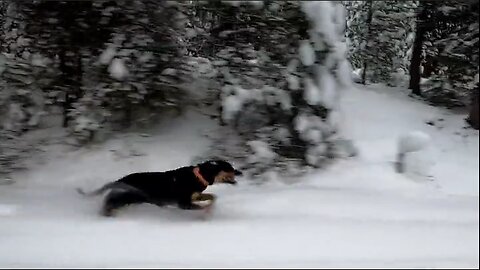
(0, 84), (478, 268)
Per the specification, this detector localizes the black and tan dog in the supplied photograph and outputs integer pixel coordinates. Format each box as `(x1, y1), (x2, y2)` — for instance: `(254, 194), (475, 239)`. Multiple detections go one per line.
(77, 160), (242, 216)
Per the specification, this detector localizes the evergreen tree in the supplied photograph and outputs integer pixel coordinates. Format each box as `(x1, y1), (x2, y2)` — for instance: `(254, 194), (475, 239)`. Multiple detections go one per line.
(194, 1), (354, 177)
(409, 0), (478, 111)
(346, 0), (416, 85)
(70, 0), (191, 141)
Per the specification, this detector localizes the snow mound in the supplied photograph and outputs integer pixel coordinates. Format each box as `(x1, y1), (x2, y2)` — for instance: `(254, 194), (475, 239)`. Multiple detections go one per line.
(108, 58), (129, 80)
(398, 131), (431, 154)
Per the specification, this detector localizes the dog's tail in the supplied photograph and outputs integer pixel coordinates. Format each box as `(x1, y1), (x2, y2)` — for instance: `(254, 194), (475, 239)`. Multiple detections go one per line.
(76, 182), (117, 197)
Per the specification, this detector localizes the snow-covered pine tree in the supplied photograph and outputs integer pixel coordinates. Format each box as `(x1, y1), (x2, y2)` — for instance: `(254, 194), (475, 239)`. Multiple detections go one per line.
(0, 2), (56, 134)
(410, 0), (478, 110)
(195, 1), (354, 178)
(5, 0), (191, 142)
(14, 1), (119, 129)
(346, 0), (417, 85)
(0, 55), (42, 182)
(1, 1), (29, 58)
(70, 0), (191, 142)
(344, 0), (372, 84)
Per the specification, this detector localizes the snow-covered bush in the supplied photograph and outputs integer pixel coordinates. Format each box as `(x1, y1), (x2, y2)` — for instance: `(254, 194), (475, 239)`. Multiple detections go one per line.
(395, 130), (433, 180)
(195, 1), (355, 179)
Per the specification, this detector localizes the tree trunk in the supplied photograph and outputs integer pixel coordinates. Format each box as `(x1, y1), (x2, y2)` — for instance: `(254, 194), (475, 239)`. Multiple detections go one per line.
(361, 0), (374, 85)
(59, 48), (71, 128)
(59, 46), (82, 128)
(409, 3), (429, 96)
(467, 86), (479, 129)
(408, 27), (425, 96)
(361, 62), (368, 85)
(422, 55), (438, 77)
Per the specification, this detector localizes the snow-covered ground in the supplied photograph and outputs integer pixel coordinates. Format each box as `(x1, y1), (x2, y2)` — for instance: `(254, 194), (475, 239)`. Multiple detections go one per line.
(0, 84), (478, 268)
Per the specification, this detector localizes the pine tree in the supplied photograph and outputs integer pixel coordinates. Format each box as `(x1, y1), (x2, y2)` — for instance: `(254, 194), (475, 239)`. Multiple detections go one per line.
(70, 0), (191, 141)
(346, 0), (417, 85)
(9, 1), (116, 128)
(194, 1), (354, 177)
(409, 0), (478, 109)
(3, 1), (191, 142)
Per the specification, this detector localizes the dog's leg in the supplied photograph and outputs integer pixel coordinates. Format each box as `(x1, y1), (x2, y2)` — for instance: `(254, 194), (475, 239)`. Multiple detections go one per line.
(178, 202), (203, 210)
(191, 193), (217, 220)
(178, 193), (204, 210)
(178, 192), (216, 210)
(101, 189), (148, 217)
(191, 192), (216, 206)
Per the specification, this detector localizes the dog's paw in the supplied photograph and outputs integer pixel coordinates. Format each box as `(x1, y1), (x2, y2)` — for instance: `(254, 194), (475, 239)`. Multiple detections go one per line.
(199, 201), (216, 220)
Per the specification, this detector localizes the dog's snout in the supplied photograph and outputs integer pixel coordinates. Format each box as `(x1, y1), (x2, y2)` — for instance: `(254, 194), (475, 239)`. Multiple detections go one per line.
(214, 169), (241, 185)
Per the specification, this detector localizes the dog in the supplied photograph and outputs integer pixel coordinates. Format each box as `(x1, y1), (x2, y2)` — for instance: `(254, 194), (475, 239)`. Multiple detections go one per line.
(77, 160), (242, 217)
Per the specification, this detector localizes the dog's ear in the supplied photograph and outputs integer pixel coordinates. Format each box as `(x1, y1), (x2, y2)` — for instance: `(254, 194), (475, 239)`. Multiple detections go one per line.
(203, 160), (218, 167)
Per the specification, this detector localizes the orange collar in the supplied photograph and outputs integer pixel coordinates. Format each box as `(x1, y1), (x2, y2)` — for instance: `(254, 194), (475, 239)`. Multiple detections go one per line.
(193, 167), (209, 187)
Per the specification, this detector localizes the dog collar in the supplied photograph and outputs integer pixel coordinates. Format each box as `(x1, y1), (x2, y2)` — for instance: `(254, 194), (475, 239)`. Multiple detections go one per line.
(193, 167), (209, 187)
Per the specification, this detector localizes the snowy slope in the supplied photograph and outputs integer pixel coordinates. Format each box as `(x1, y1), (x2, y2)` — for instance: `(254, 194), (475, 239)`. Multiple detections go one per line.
(0, 84), (478, 268)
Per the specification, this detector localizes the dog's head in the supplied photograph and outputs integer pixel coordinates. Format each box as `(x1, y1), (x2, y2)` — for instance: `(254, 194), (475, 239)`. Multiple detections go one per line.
(198, 160), (242, 185)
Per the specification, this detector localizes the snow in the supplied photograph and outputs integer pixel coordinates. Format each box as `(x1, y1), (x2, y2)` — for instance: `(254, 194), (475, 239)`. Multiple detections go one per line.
(304, 129), (322, 144)
(73, 115), (99, 132)
(396, 131), (433, 179)
(304, 77), (321, 105)
(351, 68), (363, 83)
(0, 84), (478, 267)
(0, 204), (16, 217)
(223, 0), (241, 7)
(99, 45), (116, 65)
(247, 1), (264, 9)
(221, 85), (291, 122)
(247, 140), (277, 164)
(391, 68), (407, 87)
(302, 2), (338, 46)
(402, 148), (435, 181)
(294, 113), (310, 133)
(306, 144), (327, 166)
(337, 59), (353, 88)
(30, 53), (48, 67)
(398, 131), (431, 154)
(287, 74), (300, 90)
(268, 2), (281, 12)
(299, 40), (315, 66)
(317, 66), (337, 109)
(221, 0), (263, 9)
(108, 58), (129, 80)
(161, 68), (177, 76)
(221, 86), (248, 122)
